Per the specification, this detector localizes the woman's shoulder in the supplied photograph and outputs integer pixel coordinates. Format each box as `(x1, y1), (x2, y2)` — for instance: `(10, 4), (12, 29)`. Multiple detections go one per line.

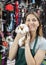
(38, 36), (46, 50)
(38, 36), (46, 43)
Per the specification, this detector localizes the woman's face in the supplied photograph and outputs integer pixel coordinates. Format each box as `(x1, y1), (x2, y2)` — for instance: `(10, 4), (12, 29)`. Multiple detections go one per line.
(25, 14), (39, 32)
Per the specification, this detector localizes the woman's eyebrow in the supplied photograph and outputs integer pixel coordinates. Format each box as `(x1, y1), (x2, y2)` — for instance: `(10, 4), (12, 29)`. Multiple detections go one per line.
(26, 18), (30, 20)
(32, 18), (36, 20)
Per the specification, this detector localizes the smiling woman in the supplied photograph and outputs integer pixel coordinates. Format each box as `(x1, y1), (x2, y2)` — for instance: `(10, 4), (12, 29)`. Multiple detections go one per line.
(8, 11), (46, 65)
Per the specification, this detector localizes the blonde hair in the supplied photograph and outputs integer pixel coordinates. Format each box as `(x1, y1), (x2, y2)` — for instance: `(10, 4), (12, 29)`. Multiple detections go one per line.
(23, 11), (43, 36)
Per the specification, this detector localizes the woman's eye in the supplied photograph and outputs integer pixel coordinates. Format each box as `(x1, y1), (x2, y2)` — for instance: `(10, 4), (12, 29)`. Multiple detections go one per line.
(26, 19), (30, 22)
(32, 18), (36, 22)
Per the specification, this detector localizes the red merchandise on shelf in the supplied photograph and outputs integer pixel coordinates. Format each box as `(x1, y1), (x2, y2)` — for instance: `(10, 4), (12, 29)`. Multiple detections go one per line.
(15, 1), (19, 26)
(5, 4), (14, 11)
(2, 41), (8, 48)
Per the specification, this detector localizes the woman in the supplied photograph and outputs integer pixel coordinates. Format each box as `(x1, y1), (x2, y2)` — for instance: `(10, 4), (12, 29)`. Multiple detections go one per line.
(8, 11), (46, 65)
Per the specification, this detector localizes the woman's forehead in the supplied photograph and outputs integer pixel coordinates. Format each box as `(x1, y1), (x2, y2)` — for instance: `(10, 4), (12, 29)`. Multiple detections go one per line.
(26, 14), (37, 19)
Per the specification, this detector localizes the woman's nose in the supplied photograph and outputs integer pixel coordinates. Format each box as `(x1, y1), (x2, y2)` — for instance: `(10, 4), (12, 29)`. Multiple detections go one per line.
(28, 21), (34, 24)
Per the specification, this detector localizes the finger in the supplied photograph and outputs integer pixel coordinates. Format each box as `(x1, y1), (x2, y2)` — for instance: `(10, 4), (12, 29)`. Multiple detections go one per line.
(27, 32), (30, 36)
(27, 33), (30, 39)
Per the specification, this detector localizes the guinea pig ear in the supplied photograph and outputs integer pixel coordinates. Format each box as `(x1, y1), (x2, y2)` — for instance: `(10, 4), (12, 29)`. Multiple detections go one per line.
(15, 26), (19, 33)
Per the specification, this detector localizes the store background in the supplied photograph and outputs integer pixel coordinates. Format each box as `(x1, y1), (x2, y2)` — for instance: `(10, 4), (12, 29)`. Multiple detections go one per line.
(0, 0), (46, 65)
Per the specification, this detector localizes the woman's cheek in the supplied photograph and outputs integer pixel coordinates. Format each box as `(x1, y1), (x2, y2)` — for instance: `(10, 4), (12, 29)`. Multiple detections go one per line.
(25, 22), (29, 26)
(36, 21), (39, 27)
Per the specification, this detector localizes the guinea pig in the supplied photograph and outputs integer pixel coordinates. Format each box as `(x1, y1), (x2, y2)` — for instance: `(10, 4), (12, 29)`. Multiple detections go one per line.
(15, 24), (29, 47)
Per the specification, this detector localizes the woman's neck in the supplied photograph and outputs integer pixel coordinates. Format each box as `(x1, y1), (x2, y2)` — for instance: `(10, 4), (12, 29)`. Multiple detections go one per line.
(30, 31), (37, 42)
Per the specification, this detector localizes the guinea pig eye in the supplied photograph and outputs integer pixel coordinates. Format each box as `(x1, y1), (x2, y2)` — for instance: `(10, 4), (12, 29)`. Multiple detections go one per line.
(18, 27), (19, 29)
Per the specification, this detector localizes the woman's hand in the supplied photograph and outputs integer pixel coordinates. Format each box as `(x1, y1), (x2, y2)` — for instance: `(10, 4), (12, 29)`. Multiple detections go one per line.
(25, 32), (30, 45)
(16, 33), (25, 40)
(16, 32), (30, 47)
(15, 33), (26, 45)
(19, 32), (30, 47)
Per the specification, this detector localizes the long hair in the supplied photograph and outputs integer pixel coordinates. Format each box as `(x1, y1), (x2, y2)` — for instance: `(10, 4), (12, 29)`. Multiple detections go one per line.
(23, 11), (43, 36)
